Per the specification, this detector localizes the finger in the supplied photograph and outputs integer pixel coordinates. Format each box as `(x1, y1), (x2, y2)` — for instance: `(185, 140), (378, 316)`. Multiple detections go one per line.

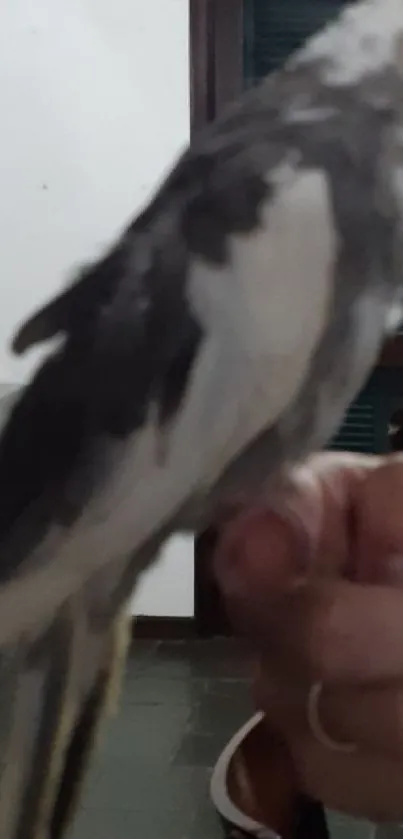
(215, 480), (403, 684)
(317, 682), (403, 759)
(215, 452), (379, 594)
(257, 686), (403, 821)
(231, 576), (403, 684)
(215, 465), (350, 593)
(214, 453), (403, 596)
(351, 454), (403, 583)
(256, 673), (403, 759)
(288, 732), (403, 823)
(215, 454), (403, 685)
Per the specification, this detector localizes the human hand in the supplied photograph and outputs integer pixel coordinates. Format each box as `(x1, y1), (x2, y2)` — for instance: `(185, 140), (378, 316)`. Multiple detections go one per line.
(214, 453), (403, 822)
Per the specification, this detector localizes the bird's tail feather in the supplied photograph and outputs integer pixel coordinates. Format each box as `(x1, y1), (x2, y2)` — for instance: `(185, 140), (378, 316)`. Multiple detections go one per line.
(0, 588), (132, 839)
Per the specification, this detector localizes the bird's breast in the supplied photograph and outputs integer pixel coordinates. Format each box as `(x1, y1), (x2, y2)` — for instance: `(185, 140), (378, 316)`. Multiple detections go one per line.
(187, 165), (338, 465)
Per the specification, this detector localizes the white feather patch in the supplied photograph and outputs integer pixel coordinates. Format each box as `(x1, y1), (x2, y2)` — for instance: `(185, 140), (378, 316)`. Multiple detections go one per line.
(188, 166), (337, 456)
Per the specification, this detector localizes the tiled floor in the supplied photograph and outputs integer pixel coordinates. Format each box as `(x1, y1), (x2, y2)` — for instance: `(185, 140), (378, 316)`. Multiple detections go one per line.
(70, 638), (389, 839)
(71, 638), (253, 839)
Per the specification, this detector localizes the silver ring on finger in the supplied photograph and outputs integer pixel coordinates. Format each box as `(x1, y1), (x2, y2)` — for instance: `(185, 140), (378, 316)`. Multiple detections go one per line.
(307, 682), (357, 754)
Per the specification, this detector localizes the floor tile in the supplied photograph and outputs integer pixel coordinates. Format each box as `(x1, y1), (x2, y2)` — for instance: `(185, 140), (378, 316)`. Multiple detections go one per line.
(71, 807), (193, 839)
(375, 826), (403, 839)
(81, 762), (207, 814)
(142, 638), (252, 681)
(173, 730), (230, 769)
(190, 780), (225, 839)
(98, 701), (190, 764)
(190, 803), (224, 839)
(125, 640), (159, 674)
(326, 810), (375, 839)
(190, 680), (253, 738)
(121, 673), (204, 709)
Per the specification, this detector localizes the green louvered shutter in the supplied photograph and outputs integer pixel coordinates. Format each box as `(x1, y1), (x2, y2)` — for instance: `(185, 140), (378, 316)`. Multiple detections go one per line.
(328, 371), (403, 454)
(329, 390), (377, 454)
(243, 0), (353, 87)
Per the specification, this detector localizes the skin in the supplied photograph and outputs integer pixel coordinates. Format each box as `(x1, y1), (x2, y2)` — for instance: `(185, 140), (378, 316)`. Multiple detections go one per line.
(214, 452), (403, 823)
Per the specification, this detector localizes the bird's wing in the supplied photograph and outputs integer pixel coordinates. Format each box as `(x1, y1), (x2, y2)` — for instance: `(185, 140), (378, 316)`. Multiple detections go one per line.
(0, 115), (345, 648)
(0, 144), (340, 838)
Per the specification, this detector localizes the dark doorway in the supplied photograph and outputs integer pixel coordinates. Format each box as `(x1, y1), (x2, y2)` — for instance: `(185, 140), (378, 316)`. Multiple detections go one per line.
(194, 525), (233, 637)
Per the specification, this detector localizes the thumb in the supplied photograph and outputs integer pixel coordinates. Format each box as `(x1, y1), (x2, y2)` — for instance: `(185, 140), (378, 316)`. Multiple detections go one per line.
(213, 502), (311, 616)
(213, 454), (371, 609)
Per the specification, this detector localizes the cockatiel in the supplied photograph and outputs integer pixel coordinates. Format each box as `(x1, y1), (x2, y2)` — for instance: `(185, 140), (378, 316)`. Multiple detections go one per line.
(1, 0), (403, 836)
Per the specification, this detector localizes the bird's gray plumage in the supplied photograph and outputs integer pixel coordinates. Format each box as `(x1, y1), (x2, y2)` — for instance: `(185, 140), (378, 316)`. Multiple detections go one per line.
(0, 0), (403, 836)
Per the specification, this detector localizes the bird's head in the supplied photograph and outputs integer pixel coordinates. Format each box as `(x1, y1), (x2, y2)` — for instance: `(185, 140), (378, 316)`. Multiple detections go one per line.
(292, 0), (403, 89)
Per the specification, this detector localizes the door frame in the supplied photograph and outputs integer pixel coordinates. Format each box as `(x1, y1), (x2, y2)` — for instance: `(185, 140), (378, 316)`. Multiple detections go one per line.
(189, 0), (244, 133)
(189, 0), (243, 635)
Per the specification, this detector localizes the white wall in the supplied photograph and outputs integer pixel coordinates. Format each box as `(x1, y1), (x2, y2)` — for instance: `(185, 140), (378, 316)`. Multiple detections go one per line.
(0, 0), (194, 617)
(133, 534), (194, 618)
